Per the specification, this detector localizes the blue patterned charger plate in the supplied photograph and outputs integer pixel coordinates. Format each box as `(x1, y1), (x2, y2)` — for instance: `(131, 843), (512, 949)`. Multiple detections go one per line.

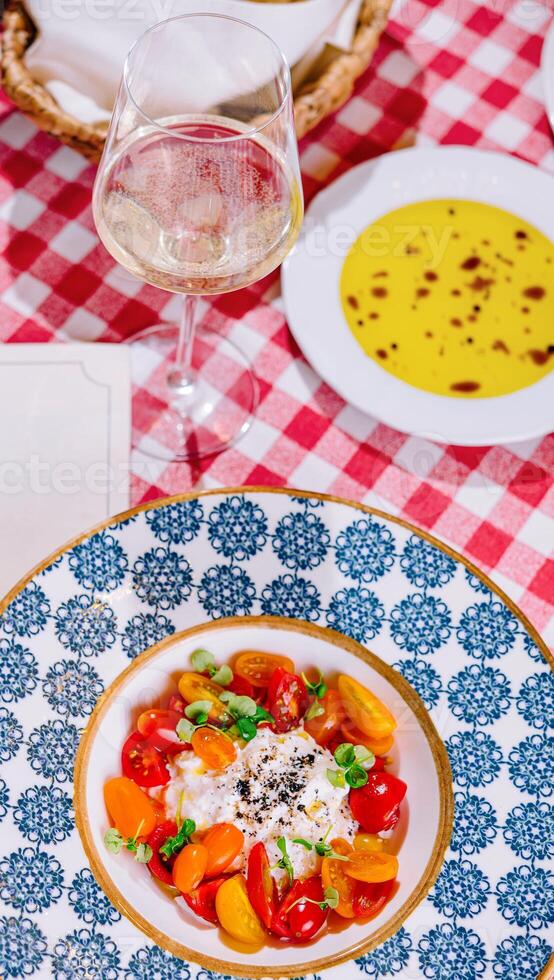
(0, 487), (552, 980)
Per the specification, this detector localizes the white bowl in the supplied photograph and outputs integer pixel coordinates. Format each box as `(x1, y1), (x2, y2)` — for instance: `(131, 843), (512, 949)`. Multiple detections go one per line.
(74, 616), (453, 978)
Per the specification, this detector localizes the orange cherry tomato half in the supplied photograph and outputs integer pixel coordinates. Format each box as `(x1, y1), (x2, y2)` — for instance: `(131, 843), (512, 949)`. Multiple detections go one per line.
(103, 776), (157, 841)
(191, 727), (237, 771)
(341, 720), (394, 757)
(344, 851), (399, 883)
(136, 709), (183, 752)
(233, 651), (295, 688)
(338, 674), (396, 740)
(203, 823), (244, 877)
(177, 673), (228, 722)
(172, 842), (209, 894)
(354, 833), (384, 853)
(321, 838), (356, 919)
(304, 688), (343, 746)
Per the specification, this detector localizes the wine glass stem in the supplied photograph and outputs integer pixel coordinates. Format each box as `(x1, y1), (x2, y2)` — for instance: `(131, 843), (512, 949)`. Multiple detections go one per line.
(167, 293), (198, 395)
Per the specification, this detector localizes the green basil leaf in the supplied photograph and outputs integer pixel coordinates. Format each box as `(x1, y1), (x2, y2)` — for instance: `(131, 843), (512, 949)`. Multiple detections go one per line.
(191, 648), (216, 673)
(326, 768), (346, 789)
(334, 743), (356, 769)
(212, 664), (233, 686)
(345, 764), (368, 788)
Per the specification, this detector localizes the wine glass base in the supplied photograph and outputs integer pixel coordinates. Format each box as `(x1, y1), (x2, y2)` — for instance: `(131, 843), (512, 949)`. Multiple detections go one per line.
(128, 323), (258, 462)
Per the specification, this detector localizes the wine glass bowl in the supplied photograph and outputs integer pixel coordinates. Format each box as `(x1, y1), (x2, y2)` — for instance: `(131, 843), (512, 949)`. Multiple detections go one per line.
(93, 14), (303, 460)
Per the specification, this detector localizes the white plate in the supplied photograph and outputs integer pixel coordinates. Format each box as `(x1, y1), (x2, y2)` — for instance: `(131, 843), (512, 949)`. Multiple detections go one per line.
(282, 146), (554, 445)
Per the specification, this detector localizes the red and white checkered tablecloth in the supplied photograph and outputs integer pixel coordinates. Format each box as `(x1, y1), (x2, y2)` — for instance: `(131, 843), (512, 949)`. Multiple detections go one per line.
(1, 0), (553, 648)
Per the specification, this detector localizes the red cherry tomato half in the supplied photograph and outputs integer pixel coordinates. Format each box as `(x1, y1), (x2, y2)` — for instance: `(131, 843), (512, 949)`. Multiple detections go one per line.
(268, 668), (309, 734)
(183, 874), (230, 925)
(146, 820), (178, 885)
(373, 756), (387, 772)
(349, 772), (407, 834)
(121, 731), (170, 788)
(167, 694), (186, 715)
(247, 841), (276, 930)
(228, 675), (256, 699)
(276, 875), (328, 942)
(136, 709), (183, 753)
(353, 878), (395, 919)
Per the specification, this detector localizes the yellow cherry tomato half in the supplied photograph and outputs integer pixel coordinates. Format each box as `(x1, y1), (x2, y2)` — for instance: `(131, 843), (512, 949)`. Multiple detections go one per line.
(172, 843), (209, 894)
(215, 874), (266, 944)
(233, 651), (294, 688)
(341, 720), (394, 757)
(321, 838), (356, 919)
(203, 823), (244, 877)
(354, 833), (385, 853)
(103, 776), (157, 841)
(191, 727), (237, 771)
(338, 674), (396, 740)
(178, 672), (228, 721)
(345, 851), (399, 883)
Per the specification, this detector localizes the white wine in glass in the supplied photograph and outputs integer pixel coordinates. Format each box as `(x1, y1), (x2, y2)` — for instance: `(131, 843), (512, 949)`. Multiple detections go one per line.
(93, 14), (303, 461)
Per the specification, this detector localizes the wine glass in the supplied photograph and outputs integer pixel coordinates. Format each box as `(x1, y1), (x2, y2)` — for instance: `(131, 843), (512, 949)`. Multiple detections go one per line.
(93, 13), (303, 461)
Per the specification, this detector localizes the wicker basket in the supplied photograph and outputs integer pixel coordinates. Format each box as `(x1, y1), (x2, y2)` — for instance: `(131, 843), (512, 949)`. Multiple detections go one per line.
(1, 0), (391, 160)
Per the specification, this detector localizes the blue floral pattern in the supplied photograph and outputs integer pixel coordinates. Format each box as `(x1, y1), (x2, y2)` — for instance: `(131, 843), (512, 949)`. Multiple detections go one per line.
(55, 594), (117, 657)
(273, 511), (330, 570)
(207, 496), (267, 560)
(0, 846), (63, 912)
(0, 915), (47, 978)
(326, 587), (384, 642)
(51, 929), (120, 979)
(335, 518), (396, 582)
(121, 612), (175, 659)
(431, 859), (490, 918)
(447, 665), (511, 726)
(43, 659), (104, 717)
(199, 565), (256, 618)
(68, 869), (120, 926)
(390, 593), (451, 654)
(133, 547), (192, 610)
(0, 706), (23, 761)
(0, 490), (551, 980)
(503, 801), (553, 861)
(401, 536), (456, 589)
(146, 500), (203, 545)
(69, 532), (128, 592)
(261, 575), (321, 621)
(516, 672), (554, 730)
(0, 639), (38, 703)
(14, 785), (73, 844)
(0, 583), (50, 637)
(355, 927), (412, 975)
(457, 601), (518, 660)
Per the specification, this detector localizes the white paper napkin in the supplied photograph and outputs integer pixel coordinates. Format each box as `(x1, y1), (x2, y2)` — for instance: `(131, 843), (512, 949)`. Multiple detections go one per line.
(0, 344), (131, 598)
(24, 0), (363, 124)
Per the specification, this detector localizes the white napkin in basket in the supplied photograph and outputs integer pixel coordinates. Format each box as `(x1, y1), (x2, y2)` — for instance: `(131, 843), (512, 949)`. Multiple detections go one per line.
(24, 0), (363, 125)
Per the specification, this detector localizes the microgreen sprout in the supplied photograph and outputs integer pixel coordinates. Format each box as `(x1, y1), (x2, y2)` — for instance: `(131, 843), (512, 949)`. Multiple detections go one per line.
(305, 701), (325, 721)
(159, 818), (196, 859)
(184, 700), (212, 725)
(104, 819), (153, 864)
(191, 648), (233, 686)
(288, 886), (340, 913)
(271, 836), (294, 884)
(301, 669), (327, 699)
(220, 691), (274, 743)
(292, 826), (350, 862)
(326, 742), (375, 789)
